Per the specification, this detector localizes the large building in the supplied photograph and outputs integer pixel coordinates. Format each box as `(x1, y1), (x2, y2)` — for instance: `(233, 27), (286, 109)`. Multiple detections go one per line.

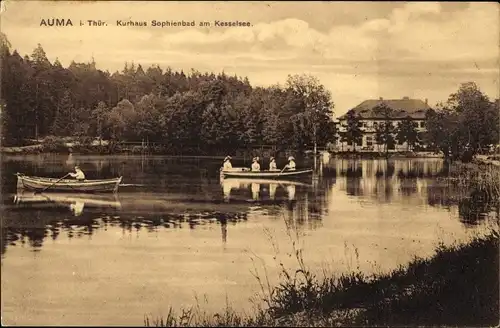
(336, 97), (432, 152)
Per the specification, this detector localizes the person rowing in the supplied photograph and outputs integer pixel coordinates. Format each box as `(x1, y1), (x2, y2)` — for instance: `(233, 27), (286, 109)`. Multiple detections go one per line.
(251, 157), (261, 172)
(283, 156), (296, 171)
(269, 157), (278, 171)
(222, 156), (233, 171)
(68, 165), (86, 181)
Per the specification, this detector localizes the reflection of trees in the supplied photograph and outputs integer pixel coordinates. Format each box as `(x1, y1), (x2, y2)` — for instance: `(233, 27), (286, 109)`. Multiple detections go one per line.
(283, 200), (323, 231)
(1, 208), (248, 255)
(426, 179), (499, 227)
(346, 177), (363, 196)
(399, 176), (418, 197)
(458, 190), (498, 227)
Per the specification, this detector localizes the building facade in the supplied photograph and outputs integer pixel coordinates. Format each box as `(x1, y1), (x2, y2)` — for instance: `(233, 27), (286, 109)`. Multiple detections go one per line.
(336, 97), (432, 152)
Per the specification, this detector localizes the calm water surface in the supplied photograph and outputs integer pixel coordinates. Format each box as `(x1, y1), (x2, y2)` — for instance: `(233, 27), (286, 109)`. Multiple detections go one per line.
(1, 154), (497, 326)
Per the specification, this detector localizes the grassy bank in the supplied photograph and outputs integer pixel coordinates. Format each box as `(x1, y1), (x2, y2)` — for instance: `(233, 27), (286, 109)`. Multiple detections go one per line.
(144, 229), (499, 327)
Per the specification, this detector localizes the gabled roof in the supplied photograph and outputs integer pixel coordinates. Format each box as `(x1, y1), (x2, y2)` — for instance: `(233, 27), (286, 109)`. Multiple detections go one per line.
(339, 98), (432, 120)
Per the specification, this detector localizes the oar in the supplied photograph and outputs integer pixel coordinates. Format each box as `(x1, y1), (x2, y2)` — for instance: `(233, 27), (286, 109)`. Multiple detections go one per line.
(277, 165), (288, 176)
(34, 173), (70, 195)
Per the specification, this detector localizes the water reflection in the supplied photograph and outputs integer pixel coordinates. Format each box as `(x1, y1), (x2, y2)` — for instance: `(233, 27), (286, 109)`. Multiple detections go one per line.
(2, 199), (248, 256)
(326, 158), (498, 225)
(12, 191), (122, 215)
(220, 177), (306, 203)
(3, 156), (495, 255)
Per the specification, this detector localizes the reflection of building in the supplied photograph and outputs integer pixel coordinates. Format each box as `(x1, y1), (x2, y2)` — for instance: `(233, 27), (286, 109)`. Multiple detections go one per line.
(336, 97), (432, 152)
(335, 159), (444, 204)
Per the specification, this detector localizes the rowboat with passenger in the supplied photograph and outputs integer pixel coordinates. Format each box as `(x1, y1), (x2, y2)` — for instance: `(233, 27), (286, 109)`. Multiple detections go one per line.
(220, 168), (313, 179)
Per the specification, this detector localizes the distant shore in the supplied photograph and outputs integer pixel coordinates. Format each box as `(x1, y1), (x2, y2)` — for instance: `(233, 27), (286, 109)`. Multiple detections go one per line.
(1, 142), (444, 159)
(5, 142), (500, 166)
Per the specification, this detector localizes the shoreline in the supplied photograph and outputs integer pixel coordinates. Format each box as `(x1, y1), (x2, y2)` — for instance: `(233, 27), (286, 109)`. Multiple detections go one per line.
(1, 144), (446, 159)
(144, 230), (499, 327)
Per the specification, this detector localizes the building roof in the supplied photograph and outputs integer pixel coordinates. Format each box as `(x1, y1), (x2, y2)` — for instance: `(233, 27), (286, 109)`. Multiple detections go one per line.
(339, 97), (432, 120)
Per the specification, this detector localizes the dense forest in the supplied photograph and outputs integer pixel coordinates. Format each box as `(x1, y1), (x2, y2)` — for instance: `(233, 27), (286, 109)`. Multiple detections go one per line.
(0, 32), (336, 154)
(1, 32), (498, 159)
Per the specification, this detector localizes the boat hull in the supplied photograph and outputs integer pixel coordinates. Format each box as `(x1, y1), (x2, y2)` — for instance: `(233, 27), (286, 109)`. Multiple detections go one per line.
(221, 169), (313, 179)
(16, 174), (123, 193)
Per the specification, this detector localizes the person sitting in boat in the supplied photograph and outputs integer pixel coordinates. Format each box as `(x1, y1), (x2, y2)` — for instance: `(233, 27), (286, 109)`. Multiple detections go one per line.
(68, 166), (85, 181)
(222, 156), (233, 171)
(284, 156), (296, 171)
(269, 157), (278, 171)
(251, 157), (261, 171)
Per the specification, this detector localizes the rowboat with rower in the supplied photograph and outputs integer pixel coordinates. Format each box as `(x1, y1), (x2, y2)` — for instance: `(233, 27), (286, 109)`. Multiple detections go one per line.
(16, 173), (122, 193)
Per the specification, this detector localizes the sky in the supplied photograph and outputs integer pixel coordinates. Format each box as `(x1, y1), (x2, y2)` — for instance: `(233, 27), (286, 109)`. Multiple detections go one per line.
(1, 1), (498, 117)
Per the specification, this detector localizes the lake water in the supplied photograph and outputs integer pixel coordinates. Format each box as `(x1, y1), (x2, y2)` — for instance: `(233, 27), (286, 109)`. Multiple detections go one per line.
(1, 154), (497, 326)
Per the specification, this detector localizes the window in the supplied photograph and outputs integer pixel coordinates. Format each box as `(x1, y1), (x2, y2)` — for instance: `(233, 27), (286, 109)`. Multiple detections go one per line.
(419, 121), (425, 128)
(366, 136), (373, 147)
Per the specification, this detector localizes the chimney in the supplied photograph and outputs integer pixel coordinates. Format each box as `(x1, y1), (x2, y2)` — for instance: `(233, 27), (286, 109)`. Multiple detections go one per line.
(402, 96), (409, 100)
(425, 98), (428, 104)
(379, 97), (383, 100)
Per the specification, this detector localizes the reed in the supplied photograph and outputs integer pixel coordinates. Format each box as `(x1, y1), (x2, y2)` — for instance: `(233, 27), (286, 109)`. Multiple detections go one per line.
(445, 162), (500, 201)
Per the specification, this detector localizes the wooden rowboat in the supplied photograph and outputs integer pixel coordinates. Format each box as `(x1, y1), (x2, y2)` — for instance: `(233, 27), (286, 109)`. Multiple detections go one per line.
(16, 173), (122, 193)
(221, 168), (313, 179)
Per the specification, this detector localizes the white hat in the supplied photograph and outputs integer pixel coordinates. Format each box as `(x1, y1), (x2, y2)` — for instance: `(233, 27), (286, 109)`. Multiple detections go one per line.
(288, 156), (295, 161)
(270, 157), (275, 161)
(224, 156), (231, 162)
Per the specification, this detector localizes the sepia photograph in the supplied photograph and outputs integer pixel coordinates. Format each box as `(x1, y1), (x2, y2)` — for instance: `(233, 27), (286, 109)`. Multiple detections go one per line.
(0, 0), (499, 326)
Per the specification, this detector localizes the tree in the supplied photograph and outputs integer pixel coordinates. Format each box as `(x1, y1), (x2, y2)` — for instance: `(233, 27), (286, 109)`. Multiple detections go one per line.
(31, 43), (51, 71)
(89, 101), (109, 138)
(425, 83), (499, 161)
(106, 99), (137, 140)
(373, 104), (396, 157)
(424, 107), (461, 159)
(447, 82), (498, 155)
(201, 102), (239, 153)
(340, 110), (363, 151)
(51, 90), (75, 136)
(284, 74), (335, 151)
(396, 116), (419, 151)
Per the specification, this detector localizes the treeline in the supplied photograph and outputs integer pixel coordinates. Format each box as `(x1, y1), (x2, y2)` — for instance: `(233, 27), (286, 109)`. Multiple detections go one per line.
(0, 33), (335, 154)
